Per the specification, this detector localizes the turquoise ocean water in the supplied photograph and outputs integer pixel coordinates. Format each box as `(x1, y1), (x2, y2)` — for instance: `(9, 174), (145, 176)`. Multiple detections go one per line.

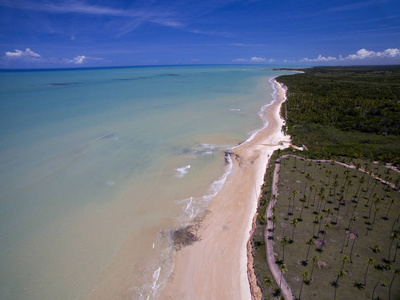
(0, 66), (292, 299)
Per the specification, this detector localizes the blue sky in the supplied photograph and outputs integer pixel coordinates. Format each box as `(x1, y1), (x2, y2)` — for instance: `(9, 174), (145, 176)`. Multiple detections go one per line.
(1, 0), (399, 68)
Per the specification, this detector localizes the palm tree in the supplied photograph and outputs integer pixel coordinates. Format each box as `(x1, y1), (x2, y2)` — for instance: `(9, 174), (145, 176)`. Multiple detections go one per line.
(303, 158), (308, 174)
(322, 222), (331, 244)
(304, 173), (311, 194)
(334, 196), (343, 224)
(340, 234), (347, 253)
(304, 238), (314, 263)
(307, 184), (315, 208)
(326, 169), (332, 186)
(354, 162), (361, 177)
(354, 176), (366, 198)
(349, 233), (358, 263)
(340, 255), (350, 270)
(278, 263), (287, 289)
(370, 206), (380, 231)
(388, 229), (400, 262)
(312, 215), (320, 238)
(333, 179), (339, 205)
(341, 170), (350, 188)
(311, 184), (318, 207)
(299, 270), (310, 300)
(344, 178), (353, 201)
(372, 244), (381, 254)
(264, 275), (273, 287)
(286, 194), (293, 217)
(291, 190), (298, 215)
(365, 181), (377, 207)
(389, 268), (400, 300)
(280, 236), (290, 261)
(263, 275), (273, 298)
(317, 194), (326, 215)
(371, 277), (381, 300)
(317, 215), (324, 236)
(393, 240), (399, 263)
(333, 269), (346, 300)
(299, 195), (307, 220)
(347, 215), (358, 231)
(271, 215), (277, 231)
(290, 218), (299, 242)
(310, 255), (318, 280)
(385, 198), (395, 220)
(364, 257), (375, 286)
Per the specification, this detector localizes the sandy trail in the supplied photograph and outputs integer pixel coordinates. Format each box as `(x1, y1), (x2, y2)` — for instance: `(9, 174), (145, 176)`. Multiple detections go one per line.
(265, 156), (294, 300)
(160, 79), (290, 300)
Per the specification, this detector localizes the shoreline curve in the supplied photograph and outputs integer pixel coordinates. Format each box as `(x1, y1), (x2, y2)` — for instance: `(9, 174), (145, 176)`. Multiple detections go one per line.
(160, 78), (291, 300)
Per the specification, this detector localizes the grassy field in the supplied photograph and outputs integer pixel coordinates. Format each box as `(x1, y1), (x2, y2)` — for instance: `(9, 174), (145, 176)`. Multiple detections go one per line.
(251, 66), (400, 299)
(270, 154), (400, 300)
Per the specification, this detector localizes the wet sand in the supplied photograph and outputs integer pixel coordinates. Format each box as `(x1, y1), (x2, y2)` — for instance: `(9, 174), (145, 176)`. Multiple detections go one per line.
(161, 79), (290, 300)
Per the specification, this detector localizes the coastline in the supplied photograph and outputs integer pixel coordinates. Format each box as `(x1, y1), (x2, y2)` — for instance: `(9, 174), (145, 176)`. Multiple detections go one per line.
(160, 78), (290, 299)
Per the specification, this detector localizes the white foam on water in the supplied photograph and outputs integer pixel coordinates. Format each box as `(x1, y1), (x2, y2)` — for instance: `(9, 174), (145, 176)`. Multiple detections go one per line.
(235, 77), (277, 148)
(135, 75), (280, 300)
(229, 108), (241, 111)
(193, 143), (233, 156)
(175, 165), (191, 178)
(151, 267), (161, 292)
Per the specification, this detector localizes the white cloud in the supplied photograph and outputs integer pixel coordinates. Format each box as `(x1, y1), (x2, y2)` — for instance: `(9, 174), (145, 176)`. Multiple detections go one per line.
(301, 54), (337, 62)
(346, 48), (400, 60)
(379, 48), (400, 57)
(251, 56), (267, 62)
(232, 58), (247, 62)
(345, 48), (375, 60)
(69, 55), (86, 64)
(302, 48), (400, 63)
(233, 57), (275, 63)
(5, 48), (41, 59)
(65, 55), (103, 65)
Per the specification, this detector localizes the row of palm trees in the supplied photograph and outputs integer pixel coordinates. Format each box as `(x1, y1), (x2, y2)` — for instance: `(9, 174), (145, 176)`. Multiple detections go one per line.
(268, 155), (400, 299)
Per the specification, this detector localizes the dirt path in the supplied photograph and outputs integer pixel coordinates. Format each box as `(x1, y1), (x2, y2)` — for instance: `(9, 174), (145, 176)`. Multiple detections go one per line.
(264, 156), (294, 300)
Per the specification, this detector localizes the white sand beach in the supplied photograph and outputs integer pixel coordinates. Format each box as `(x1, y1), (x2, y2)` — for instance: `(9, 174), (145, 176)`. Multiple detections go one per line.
(161, 79), (290, 299)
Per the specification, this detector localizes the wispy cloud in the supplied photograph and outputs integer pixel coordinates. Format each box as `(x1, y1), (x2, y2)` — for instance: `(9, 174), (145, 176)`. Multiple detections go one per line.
(301, 48), (400, 62)
(64, 54), (103, 64)
(232, 56), (275, 63)
(327, 0), (388, 13)
(0, 0), (184, 35)
(4, 48), (42, 62)
(301, 54), (337, 62)
(189, 29), (232, 38)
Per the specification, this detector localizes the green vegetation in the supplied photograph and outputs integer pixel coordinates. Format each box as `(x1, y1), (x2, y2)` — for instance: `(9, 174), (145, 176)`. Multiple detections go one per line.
(252, 150), (281, 298)
(276, 66), (400, 165)
(271, 155), (400, 299)
(251, 66), (400, 299)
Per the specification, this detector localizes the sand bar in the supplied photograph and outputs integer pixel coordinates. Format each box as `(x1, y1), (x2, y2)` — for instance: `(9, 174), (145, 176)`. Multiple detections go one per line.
(161, 79), (290, 300)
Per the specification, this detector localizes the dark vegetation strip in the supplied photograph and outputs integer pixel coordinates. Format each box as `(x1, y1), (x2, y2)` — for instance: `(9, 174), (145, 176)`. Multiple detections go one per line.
(276, 66), (400, 165)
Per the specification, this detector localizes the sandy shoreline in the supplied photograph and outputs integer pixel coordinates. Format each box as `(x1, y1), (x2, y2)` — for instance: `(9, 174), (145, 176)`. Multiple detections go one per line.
(160, 79), (290, 300)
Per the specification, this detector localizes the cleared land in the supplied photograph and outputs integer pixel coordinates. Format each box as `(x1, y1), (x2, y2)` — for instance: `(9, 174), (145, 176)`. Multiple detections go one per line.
(272, 155), (400, 299)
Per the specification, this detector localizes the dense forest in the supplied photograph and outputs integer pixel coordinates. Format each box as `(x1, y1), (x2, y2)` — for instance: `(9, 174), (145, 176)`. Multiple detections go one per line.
(276, 66), (400, 165)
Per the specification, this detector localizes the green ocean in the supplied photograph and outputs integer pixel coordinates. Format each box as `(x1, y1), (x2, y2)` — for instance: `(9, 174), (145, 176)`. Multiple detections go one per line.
(0, 65), (293, 299)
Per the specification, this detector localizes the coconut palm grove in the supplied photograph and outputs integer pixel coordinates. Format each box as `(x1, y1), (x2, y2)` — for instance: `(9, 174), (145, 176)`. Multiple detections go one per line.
(252, 66), (400, 300)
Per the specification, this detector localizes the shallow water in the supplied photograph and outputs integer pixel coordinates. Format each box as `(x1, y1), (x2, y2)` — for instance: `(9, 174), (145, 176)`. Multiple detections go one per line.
(0, 65), (293, 299)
